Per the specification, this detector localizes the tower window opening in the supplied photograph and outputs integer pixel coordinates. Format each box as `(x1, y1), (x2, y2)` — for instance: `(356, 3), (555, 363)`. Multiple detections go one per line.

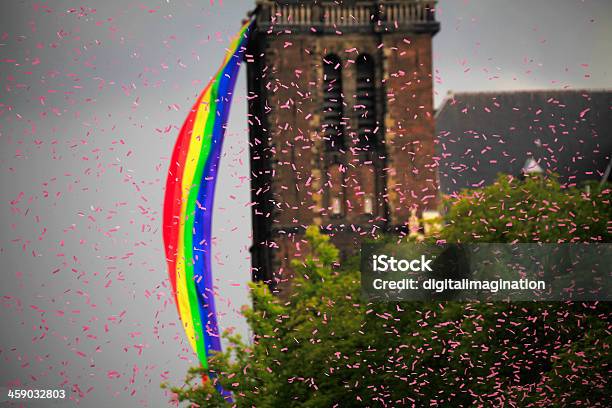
(361, 163), (376, 216)
(322, 55), (345, 151)
(363, 195), (374, 215)
(328, 162), (345, 217)
(331, 197), (342, 215)
(356, 54), (377, 150)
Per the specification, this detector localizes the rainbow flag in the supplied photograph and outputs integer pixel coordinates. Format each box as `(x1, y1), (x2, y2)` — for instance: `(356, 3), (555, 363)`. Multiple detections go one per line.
(163, 20), (252, 375)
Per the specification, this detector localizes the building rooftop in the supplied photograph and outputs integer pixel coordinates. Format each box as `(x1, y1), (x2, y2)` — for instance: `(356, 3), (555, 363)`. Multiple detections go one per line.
(435, 89), (612, 194)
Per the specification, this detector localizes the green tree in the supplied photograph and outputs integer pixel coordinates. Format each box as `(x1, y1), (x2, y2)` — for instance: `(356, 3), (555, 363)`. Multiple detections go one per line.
(164, 178), (611, 407)
(440, 175), (610, 243)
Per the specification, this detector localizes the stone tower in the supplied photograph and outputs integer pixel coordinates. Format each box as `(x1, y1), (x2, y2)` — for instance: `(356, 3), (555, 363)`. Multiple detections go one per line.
(246, 0), (439, 293)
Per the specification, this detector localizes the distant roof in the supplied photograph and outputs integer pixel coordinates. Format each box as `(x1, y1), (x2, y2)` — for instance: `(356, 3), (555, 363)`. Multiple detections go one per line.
(435, 89), (612, 194)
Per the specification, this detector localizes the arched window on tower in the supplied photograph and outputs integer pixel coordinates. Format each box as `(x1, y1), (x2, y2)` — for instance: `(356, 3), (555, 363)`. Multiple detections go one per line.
(322, 55), (345, 151)
(355, 54), (377, 150)
(361, 163), (376, 215)
(327, 163), (344, 217)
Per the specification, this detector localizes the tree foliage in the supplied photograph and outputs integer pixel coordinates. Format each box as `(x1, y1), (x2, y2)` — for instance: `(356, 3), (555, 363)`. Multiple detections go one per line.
(441, 175), (610, 243)
(164, 178), (611, 407)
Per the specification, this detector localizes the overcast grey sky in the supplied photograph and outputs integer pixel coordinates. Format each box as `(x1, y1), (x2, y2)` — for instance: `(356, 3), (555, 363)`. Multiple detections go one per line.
(1, 1), (610, 406)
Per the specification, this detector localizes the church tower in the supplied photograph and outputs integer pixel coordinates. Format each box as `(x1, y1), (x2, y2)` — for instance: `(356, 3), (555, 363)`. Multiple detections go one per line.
(246, 0), (439, 293)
